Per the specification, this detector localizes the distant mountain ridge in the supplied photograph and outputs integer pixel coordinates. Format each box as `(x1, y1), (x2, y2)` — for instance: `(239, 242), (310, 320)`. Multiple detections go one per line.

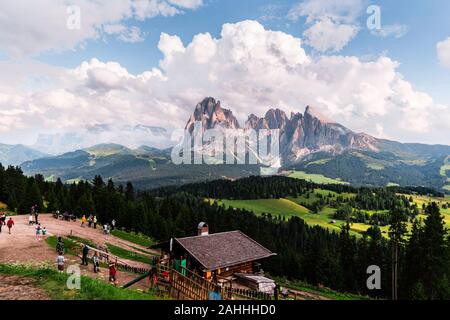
(0, 143), (48, 166)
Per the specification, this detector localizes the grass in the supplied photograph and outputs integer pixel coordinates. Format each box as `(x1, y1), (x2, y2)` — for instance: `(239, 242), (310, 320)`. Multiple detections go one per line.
(272, 276), (371, 300)
(106, 243), (153, 265)
(111, 229), (154, 247)
(46, 235), (97, 257)
(213, 189), (450, 241)
(217, 198), (310, 219)
(289, 171), (349, 185)
(0, 264), (158, 300)
(305, 158), (332, 167)
(214, 197), (366, 237)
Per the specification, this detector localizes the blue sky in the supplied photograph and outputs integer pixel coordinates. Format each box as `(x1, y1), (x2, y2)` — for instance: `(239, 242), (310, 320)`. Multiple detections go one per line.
(0, 0), (449, 148)
(35, 0), (450, 102)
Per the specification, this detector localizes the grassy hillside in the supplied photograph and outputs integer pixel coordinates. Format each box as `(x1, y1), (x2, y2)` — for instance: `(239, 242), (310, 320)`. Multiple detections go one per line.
(111, 229), (155, 247)
(213, 196), (386, 237)
(0, 264), (159, 300)
(288, 171), (349, 185)
(213, 189), (450, 238)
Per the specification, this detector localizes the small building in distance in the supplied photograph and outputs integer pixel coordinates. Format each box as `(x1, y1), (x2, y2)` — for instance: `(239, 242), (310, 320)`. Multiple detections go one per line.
(157, 222), (276, 281)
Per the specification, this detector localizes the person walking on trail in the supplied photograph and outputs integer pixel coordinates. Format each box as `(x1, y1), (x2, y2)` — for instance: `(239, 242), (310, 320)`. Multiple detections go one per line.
(56, 253), (65, 273)
(81, 215), (87, 227)
(56, 237), (64, 254)
(42, 226), (47, 237)
(35, 223), (42, 240)
(109, 261), (117, 285)
(81, 244), (89, 266)
(88, 215), (92, 228)
(111, 219), (116, 231)
(28, 214), (33, 226)
(93, 252), (100, 273)
(6, 217), (14, 234)
(33, 205), (39, 224)
(93, 216), (98, 229)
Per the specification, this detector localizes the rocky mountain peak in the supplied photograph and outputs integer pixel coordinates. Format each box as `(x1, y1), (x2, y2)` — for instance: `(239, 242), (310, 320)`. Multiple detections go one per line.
(186, 97), (240, 132)
(304, 105), (332, 124)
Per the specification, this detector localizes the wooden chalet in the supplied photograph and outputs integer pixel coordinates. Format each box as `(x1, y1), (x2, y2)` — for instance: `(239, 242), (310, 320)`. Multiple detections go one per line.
(156, 222), (276, 280)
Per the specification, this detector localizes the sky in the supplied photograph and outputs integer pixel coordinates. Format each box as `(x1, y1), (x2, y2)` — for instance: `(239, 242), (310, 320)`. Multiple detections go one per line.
(0, 0), (449, 152)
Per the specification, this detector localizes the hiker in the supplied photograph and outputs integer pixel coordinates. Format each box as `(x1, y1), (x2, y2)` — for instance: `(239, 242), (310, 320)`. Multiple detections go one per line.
(33, 205), (39, 224)
(6, 217), (14, 234)
(81, 244), (89, 266)
(42, 226), (47, 237)
(103, 224), (110, 235)
(81, 215), (87, 227)
(56, 253), (65, 273)
(56, 236), (64, 254)
(111, 219), (116, 231)
(93, 252), (100, 273)
(88, 215), (92, 228)
(29, 214), (33, 225)
(93, 216), (98, 229)
(109, 261), (117, 285)
(35, 223), (41, 241)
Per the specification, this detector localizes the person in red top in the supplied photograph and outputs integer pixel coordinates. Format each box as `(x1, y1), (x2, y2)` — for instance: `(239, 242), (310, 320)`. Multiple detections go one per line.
(109, 262), (117, 285)
(6, 217), (14, 234)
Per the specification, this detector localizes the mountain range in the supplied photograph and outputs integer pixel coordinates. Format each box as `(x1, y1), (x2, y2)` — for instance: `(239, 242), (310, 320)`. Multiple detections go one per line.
(0, 143), (48, 166)
(2, 97), (449, 191)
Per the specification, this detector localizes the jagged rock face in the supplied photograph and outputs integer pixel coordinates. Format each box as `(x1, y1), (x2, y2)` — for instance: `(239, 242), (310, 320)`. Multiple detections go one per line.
(187, 97), (379, 164)
(186, 97), (240, 133)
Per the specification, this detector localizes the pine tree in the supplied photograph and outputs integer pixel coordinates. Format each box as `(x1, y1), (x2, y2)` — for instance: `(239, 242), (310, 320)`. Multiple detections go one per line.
(421, 202), (449, 299)
(388, 204), (408, 300)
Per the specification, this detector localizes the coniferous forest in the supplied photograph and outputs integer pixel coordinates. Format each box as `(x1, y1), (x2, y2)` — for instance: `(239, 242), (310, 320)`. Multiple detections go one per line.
(1, 163), (450, 300)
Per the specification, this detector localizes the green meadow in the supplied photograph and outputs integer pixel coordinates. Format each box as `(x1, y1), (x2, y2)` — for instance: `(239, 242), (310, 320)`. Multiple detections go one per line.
(212, 189), (450, 238)
(288, 171), (349, 185)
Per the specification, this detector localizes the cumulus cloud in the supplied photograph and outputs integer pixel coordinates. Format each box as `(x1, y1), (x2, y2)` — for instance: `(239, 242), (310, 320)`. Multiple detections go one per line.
(437, 37), (450, 69)
(0, 0), (202, 57)
(303, 17), (359, 52)
(288, 0), (364, 52)
(0, 20), (449, 146)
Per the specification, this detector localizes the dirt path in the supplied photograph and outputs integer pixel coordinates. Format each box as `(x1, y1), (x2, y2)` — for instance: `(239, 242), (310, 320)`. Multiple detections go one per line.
(0, 275), (49, 300)
(0, 214), (155, 294)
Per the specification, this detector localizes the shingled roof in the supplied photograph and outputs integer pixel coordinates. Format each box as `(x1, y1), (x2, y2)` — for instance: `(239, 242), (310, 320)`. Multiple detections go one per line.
(175, 230), (276, 271)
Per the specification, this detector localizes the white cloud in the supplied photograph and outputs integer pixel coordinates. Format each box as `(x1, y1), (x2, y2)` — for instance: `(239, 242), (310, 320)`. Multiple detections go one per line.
(288, 0), (364, 52)
(104, 24), (146, 43)
(0, 0), (202, 57)
(303, 17), (359, 52)
(288, 0), (364, 24)
(371, 24), (408, 39)
(0, 20), (449, 146)
(167, 0), (203, 9)
(437, 37), (450, 69)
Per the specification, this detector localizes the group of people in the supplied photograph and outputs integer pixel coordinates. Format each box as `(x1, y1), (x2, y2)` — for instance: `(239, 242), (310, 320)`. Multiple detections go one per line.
(0, 213), (14, 234)
(80, 214), (99, 229)
(80, 244), (118, 284)
(28, 212), (47, 240)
